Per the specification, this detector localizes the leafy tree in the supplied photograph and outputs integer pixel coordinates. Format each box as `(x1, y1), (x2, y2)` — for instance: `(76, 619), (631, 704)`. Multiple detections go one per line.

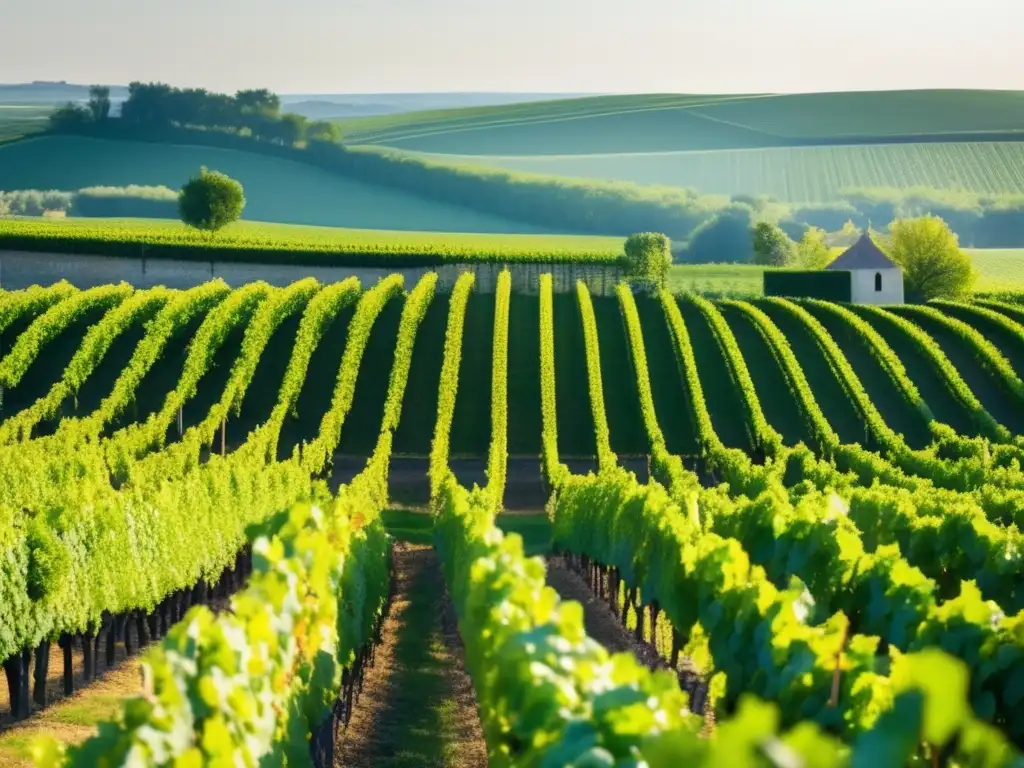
(793, 226), (833, 269)
(887, 215), (976, 300)
(49, 102), (92, 129)
(751, 221), (795, 266)
(88, 86), (111, 122)
(235, 88), (280, 117)
(624, 232), (672, 287)
(274, 113), (307, 145)
(306, 120), (342, 143)
(178, 168), (245, 233)
(120, 81), (176, 125)
(680, 204), (755, 263)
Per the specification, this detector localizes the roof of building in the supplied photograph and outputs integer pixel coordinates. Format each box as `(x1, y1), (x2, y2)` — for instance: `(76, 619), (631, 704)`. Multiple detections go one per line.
(825, 233), (899, 271)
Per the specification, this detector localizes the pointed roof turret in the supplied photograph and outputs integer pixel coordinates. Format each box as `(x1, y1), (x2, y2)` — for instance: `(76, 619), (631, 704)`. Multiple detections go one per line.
(825, 232), (898, 271)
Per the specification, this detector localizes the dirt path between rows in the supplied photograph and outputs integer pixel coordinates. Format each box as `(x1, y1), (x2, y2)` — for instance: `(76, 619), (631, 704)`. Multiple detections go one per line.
(337, 543), (487, 768)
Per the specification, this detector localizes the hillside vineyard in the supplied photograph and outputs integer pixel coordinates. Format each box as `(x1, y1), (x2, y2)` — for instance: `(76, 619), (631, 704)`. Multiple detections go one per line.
(1, 275), (1023, 766)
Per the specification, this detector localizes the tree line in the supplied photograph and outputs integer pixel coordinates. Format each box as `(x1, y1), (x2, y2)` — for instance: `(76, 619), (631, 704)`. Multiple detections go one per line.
(49, 84), (342, 146)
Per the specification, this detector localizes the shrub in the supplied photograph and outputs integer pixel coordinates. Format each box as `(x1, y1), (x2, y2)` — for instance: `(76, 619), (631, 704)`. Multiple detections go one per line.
(680, 204), (754, 263)
(624, 232), (671, 287)
(887, 216), (976, 300)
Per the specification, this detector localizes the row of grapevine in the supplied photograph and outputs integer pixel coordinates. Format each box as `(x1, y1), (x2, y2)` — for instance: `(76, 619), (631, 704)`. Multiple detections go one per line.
(894, 303), (1024, 409)
(0, 281), (77, 335)
(551, 468), (1024, 754)
(686, 294), (783, 455)
(483, 270), (511, 504)
(574, 281), (617, 471)
(614, 284), (691, 496)
(0, 283), (133, 389)
(301, 274), (405, 476)
(103, 281), (272, 476)
(251, 277), (362, 461)
(36, 491), (391, 766)
(853, 303), (1010, 441)
(427, 272), (475, 490)
(765, 298), (1024, 501)
(0, 288), (173, 443)
(537, 273), (569, 489)
(126, 279), (322, 483)
(354, 272), (438, 505)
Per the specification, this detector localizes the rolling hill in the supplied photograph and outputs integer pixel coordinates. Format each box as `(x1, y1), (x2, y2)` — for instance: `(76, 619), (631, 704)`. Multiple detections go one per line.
(337, 90), (1024, 203)
(0, 135), (567, 234)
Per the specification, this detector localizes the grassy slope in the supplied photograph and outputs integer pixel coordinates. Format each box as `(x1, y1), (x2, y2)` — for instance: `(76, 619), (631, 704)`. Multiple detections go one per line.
(801, 303), (932, 449)
(676, 299), (752, 450)
(718, 303), (812, 447)
(968, 250), (1024, 292)
(344, 90), (1024, 151)
(0, 106), (50, 143)
(0, 135), (568, 234)
(339, 90), (1024, 202)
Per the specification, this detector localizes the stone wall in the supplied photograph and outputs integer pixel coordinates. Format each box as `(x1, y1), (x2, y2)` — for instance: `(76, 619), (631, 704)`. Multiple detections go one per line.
(0, 250), (625, 295)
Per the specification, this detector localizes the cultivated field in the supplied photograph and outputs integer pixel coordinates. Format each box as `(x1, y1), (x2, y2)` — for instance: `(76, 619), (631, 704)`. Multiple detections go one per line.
(0, 276), (1022, 765)
(339, 90), (1024, 150)
(0, 217), (623, 264)
(418, 141), (1024, 202)
(0, 105), (50, 143)
(337, 90), (1024, 202)
(0, 135), (563, 234)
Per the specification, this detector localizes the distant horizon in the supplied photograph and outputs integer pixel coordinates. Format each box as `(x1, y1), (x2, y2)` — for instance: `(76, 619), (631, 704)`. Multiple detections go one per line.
(4, 82), (1024, 98)
(4, 0), (1022, 94)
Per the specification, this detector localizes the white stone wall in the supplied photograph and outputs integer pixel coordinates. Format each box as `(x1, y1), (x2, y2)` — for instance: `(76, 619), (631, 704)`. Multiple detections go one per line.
(0, 250), (625, 296)
(850, 267), (903, 305)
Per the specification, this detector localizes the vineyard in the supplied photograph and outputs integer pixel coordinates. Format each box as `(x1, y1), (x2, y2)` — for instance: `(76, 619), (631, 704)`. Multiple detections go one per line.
(426, 141), (1024, 203)
(0, 276), (1023, 766)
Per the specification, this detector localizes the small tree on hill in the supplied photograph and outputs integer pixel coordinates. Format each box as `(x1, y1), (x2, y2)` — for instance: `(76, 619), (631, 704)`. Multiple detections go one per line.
(178, 168), (245, 233)
(751, 222), (795, 266)
(888, 215), (976, 300)
(793, 226), (832, 269)
(624, 232), (672, 289)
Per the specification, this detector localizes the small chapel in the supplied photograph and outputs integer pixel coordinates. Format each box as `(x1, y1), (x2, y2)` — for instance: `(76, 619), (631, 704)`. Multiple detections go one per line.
(825, 233), (904, 305)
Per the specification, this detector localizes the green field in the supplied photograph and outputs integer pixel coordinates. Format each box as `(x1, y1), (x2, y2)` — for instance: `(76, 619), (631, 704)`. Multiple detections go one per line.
(968, 249), (1024, 291)
(339, 90), (1024, 152)
(0, 216), (623, 257)
(0, 105), (50, 143)
(0, 135), (568, 234)
(413, 141), (1024, 203)
(331, 90), (1024, 203)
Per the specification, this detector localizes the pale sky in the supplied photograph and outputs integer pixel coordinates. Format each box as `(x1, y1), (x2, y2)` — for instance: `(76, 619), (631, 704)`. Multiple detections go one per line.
(2, 0), (1023, 94)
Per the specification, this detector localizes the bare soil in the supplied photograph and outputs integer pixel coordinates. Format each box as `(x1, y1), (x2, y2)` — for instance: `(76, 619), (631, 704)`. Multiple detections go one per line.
(337, 543), (487, 768)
